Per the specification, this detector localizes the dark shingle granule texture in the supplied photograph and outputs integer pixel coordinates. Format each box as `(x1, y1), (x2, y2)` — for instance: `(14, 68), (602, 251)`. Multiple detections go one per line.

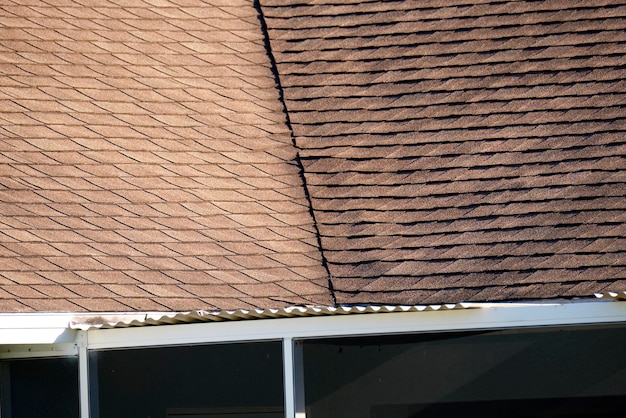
(261, 0), (626, 305)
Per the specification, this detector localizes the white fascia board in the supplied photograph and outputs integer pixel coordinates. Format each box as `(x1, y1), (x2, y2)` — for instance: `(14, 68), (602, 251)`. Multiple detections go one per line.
(86, 301), (626, 350)
(0, 313), (77, 345)
(0, 314), (79, 358)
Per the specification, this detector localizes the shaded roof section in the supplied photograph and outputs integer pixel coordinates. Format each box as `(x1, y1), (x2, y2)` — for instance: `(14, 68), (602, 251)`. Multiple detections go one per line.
(0, 0), (332, 312)
(260, 0), (626, 304)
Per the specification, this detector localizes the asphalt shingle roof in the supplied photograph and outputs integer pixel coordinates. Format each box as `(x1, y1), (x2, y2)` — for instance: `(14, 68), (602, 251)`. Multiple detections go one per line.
(260, 0), (626, 305)
(0, 0), (625, 312)
(0, 0), (331, 312)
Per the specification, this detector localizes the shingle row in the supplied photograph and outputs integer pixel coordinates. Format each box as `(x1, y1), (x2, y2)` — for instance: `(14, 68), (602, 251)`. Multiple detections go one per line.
(261, 0), (626, 304)
(0, 0), (332, 312)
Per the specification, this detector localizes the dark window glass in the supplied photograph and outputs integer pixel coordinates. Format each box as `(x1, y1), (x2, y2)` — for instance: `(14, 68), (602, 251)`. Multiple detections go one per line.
(90, 341), (284, 418)
(1, 357), (79, 418)
(302, 325), (626, 418)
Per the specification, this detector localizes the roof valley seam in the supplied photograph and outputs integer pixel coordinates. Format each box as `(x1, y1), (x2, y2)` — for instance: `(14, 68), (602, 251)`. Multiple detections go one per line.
(255, 0), (337, 305)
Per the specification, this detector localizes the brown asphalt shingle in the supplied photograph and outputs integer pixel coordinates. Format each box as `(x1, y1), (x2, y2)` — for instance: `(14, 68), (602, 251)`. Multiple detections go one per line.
(0, 0), (332, 312)
(2, 0), (625, 312)
(260, 0), (626, 305)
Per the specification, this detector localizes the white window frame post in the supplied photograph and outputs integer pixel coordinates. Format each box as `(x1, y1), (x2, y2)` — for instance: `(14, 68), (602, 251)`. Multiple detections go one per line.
(283, 338), (296, 418)
(283, 338), (306, 418)
(77, 330), (90, 418)
(293, 340), (306, 418)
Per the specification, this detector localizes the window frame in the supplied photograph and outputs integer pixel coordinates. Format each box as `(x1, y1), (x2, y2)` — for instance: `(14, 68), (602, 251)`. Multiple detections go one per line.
(0, 301), (624, 418)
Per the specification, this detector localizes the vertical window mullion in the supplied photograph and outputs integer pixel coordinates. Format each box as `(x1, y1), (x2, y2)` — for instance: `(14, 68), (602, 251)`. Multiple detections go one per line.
(78, 331), (90, 418)
(282, 338), (296, 418)
(283, 338), (307, 418)
(293, 340), (306, 418)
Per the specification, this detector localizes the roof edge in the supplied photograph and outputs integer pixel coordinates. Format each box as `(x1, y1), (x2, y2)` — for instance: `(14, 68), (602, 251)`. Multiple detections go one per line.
(69, 301), (557, 330)
(0, 293), (621, 333)
(72, 292), (626, 330)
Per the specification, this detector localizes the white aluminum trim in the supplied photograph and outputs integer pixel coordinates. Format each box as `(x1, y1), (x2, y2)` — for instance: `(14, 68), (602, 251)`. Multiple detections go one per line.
(85, 301), (626, 350)
(0, 328), (77, 345)
(283, 338), (295, 418)
(0, 313), (78, 344)
(293, 341), (306, 418)
(0, 343), (78, 359)
(70, 304), (471, 330)
(78, 331), (90, 418)
(0, 313), (75, 328)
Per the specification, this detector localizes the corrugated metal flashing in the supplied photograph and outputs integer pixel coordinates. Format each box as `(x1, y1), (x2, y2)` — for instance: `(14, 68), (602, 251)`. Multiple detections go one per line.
(70, 303), (475, 330)
(595, 291), (626, 301)
(70, 296), (625, 330)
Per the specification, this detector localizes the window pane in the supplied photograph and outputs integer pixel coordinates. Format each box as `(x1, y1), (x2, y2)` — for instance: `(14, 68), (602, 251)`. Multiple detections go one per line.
(90, 341), (284, 418)
(302, 325), (626, 418)
(1, 357), (79, 418)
